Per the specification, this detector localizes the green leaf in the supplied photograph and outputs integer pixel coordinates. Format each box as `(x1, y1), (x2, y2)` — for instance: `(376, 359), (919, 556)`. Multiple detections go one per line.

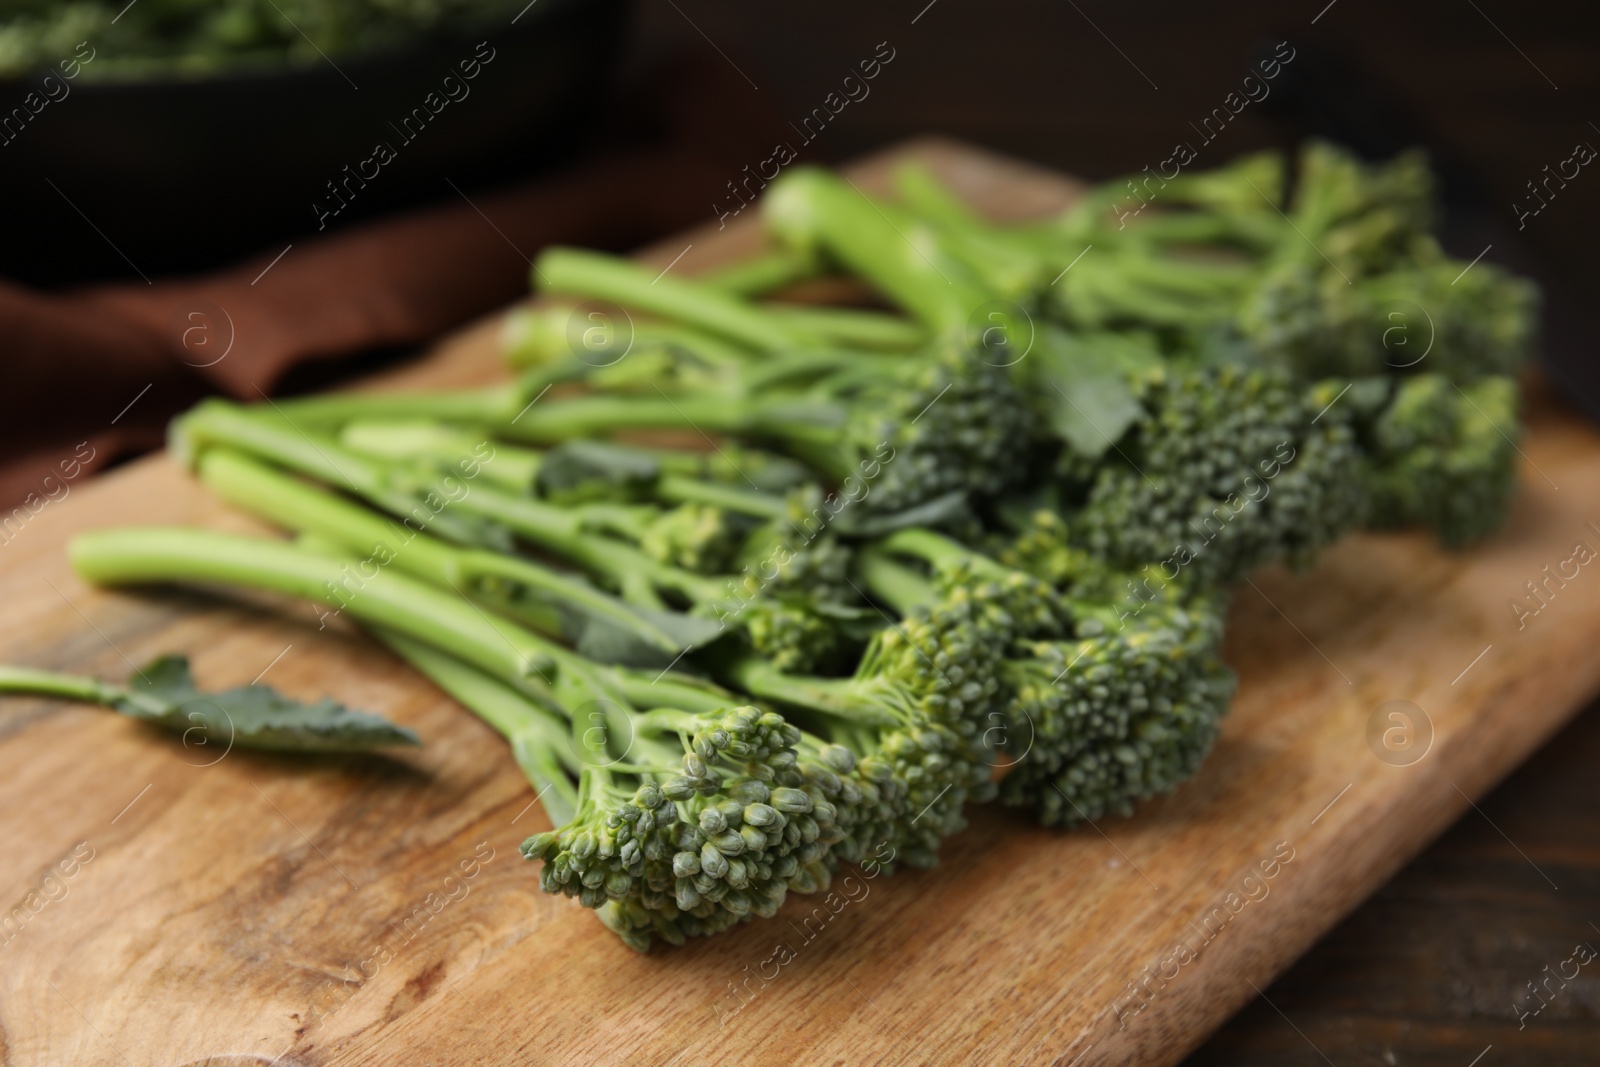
(1032, 328), (1163, 458)
(535, 440), (661, 504)
(125, 655), (420, 752)
(832, 490), (972, 537)
(559, 602), (729, 669)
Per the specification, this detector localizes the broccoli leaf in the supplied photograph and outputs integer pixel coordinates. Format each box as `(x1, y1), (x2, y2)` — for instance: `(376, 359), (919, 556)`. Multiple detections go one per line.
(832, 490), (972, 537)
(1033, 328), (1163, 459)
(560, 602), (729, 668)
(125, 655), (421, 751)
(536, 440), (661, 503)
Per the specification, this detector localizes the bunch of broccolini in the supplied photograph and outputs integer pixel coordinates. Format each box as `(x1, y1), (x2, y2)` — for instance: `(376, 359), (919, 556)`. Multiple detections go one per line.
(55, 141), (1537, 951)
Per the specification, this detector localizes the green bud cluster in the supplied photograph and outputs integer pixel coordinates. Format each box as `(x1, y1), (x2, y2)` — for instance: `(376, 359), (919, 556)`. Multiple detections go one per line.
(521, 705), (852, 950)
(1359, 374), (1520, 547)
(1068, 364), (1366, 584)
(851, 348), (1037, 514)
(806, 605), (1006, 865)
(998, 596), (1235, 826)
(639, 503), (743, 575)
(713, 493), (864, 674)
(824, 550), (1076, 863)
(1240, 254), (1538, 383)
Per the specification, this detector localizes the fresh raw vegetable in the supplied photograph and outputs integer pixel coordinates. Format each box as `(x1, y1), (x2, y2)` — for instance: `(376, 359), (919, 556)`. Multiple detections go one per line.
(66, 523), (980, 950)
(850, 145), (1534, 551)
(64, 141), (1540, 951)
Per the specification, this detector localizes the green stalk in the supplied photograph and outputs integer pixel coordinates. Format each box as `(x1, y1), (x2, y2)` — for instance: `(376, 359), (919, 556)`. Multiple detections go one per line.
(375, 628), (581, 824)
(176, 401), (496, 547)
(492, 393), (760, 444)
(536, 247), (818, 352)
(853, 545), (937, 616)
(448, 484), (723, 609)
(1057, 251), (1244, 329)
(70, 527), (557, 696)
(655, 474), (787, 519)
(893, 162), (987, 231)
(763, 167), (993, 336)
(196, 449), (688, 663)
(182, 416), (736, 628)
(340, 421), (540, 493)
(259, 387), (520, 429)
(485, 389), (854, 482)
(342, 423), (787, 519)
(503, 305), (754, 370)
(876, 526), (1009, 580)
(1116, 211), (1277, 251)
(761, 305), (926, 351)
(0, 667), (133, 710)
(892, 163), (1048, 298)
(717, 654), (900, 728)
(608, 669), (734, 716)
(189, 381), (853, 499)
(199, 448), (459, 585)
(174, 399), (388, 492)
(700, 246), (823, 296)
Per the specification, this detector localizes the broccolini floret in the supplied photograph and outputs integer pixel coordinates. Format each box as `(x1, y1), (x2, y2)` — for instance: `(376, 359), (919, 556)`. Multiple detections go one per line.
(1058, 363), (1367, 584)
(722, 605), (1002, 869)
(1357, 373), (1521, 547)
(862, 519), (1233, 827)
(992, 512), (1235, 824)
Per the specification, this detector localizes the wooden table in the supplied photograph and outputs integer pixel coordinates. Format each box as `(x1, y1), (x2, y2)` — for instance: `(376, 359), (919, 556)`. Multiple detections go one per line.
(1186, 689), (1600, 1067)
(2, 139), (1597, 1066)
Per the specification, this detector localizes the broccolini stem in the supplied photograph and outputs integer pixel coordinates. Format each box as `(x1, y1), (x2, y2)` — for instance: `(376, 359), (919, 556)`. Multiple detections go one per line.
(69, 527), (557, 696)
(892, 163), (1048, 298)
(717, 654), (901, 727)
(0, 667), (133, 711)
(699, 245), (822, 296)
(492, 393), (776, 444)
(197, 449), (688, 662)
(607, 670), (736, 715)
(893, 162), (987, 231)
(853, 545), (937, 616)
(199, 448), (459, 585)
(448, 483), (724, 606)
(177, 401), (495, 546)
(761, 305), (926, 351)
(876, 526), (1007, 579)
(339, 420), (540, 493)
(632, 706), (715, 738)
(341, 422), (787, 519)
(503, 306), (753, 370)
(257, 386), (520, 429)
(1113, 211), (1272, 249)
(374, 628), (581, 824)
(654, 475), (787, 519)
(763, 167), (991, 336)
(195, 383), (856, 500)
(176, 399), (389, 494)
(536, 246), (817, 352)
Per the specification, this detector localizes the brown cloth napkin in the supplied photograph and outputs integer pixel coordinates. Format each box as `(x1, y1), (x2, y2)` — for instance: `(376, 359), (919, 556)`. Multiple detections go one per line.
(0, 56), (784, 511)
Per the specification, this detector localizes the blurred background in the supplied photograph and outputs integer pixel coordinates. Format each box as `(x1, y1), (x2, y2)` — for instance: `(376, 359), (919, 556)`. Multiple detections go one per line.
(2, 0), (1596, 1059)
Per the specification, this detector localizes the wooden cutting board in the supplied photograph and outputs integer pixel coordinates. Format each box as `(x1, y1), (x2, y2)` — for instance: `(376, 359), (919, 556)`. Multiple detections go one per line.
(2, 138), (1596, 1067)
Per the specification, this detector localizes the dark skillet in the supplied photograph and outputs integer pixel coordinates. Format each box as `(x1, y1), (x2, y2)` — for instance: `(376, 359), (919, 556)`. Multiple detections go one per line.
(0, 0), (627, 287)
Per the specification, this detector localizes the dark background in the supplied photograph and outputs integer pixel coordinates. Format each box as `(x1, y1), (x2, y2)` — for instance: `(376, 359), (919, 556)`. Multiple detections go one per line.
(6, 0), (1599, 1060)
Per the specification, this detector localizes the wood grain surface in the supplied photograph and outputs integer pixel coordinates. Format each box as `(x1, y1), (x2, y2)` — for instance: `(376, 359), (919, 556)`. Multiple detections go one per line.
(0, 139), (1595, 1067)
(1186, 686), (1600, 1066)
